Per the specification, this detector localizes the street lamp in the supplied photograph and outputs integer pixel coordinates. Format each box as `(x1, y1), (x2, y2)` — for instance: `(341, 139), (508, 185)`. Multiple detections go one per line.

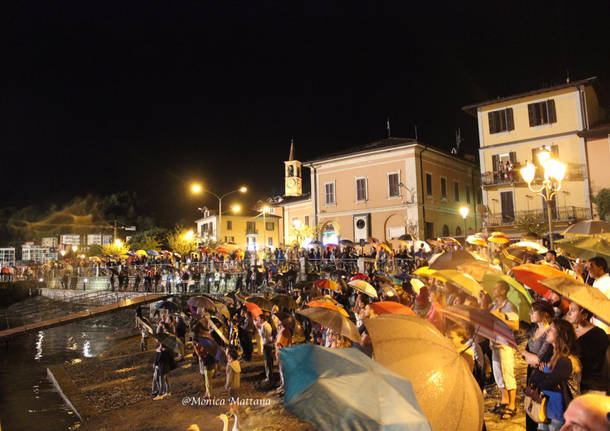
(191, 185), (247, 243)
(459, 206), (469, 240)
(71, 245), (78, 253)
(520, 149), (566, 250)
(184, 230), (194, 241)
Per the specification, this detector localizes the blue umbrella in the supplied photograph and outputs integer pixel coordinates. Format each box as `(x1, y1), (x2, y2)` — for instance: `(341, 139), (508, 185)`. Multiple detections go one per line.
(147, 250), (160, 256)
(280, 344), (431, 431)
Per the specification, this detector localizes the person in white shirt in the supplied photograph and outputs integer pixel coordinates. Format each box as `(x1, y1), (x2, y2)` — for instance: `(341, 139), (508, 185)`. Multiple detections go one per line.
(255, 315), (274, 384)
(588, 257), (610, 298)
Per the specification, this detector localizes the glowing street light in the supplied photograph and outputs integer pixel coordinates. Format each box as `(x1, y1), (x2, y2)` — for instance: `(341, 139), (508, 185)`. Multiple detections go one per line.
(232, 204), (241, 213)
(184, 230), (194, 241)
(71, 245), (78, 253)
(60, 250), (66, 257)
(459, 206), (469, 240)
(520, 149), (566, 250)
(114, 239), (122, 247)
(191, 184), (248, 242)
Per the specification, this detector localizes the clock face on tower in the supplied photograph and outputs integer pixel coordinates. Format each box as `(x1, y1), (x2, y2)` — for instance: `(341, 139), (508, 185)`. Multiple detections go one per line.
(287, 178), (296, 187)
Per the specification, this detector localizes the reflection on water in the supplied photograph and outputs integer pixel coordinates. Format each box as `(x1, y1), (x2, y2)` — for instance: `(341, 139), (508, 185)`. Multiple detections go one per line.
(0, 298), (130, 431)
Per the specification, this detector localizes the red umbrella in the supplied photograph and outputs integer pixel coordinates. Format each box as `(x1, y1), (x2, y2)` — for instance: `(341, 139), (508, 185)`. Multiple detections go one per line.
(369, 301), (415, 316)
(244, 301), (263, 317)
(351, 273), (370, 282)
(441, 305), (518, 349)
(511, 263), (574, 306)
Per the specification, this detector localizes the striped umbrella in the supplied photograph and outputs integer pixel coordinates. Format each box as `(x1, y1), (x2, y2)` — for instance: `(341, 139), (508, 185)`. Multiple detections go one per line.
(441, 305), (518, 348)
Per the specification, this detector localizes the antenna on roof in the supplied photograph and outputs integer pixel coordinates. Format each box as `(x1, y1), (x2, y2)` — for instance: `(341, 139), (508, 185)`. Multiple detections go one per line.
(386, 117), (391, 138)
(414, 125), (418, 141)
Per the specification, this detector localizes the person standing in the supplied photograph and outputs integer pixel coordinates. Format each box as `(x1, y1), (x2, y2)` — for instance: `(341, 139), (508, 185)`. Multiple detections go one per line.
(255, 314), (274, 385)
(275, 319), (292, 389)
(152, 342), (173, 400)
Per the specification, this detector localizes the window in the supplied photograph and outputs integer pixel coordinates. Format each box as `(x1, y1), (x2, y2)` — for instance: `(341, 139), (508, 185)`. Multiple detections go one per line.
(441, 178), (447, 199)
(356, 177), (367, 201)
(304, 215), (310, 226)
(388, 173), (400, 197)
(488, 108), (514, 134)
(246, 221), (256, 233)
(426, 173), (432, 196)
(268, 238), (273, 246)
(226, 220), (232, 230)
(425, 222), (434, 239)
(442, 224), (450, 236)
(456, 226), (462, 236)
(325, 182), (335, 205)
(265, 221), (274, 231)
(528, 99), (556, 126)
(454, 181), (460, 201)
(466, 185), (471, 204)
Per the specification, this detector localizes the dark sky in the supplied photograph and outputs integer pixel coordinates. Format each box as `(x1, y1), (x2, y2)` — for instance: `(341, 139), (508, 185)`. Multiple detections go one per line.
(3, 1), (610, 225)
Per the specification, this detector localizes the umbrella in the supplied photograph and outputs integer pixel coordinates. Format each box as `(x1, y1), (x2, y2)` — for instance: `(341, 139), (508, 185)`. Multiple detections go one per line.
(310, 295), (341, 306)
(306, 300), (349, 317)
(127, 251), (137, 256)
(244, 301), (263, 317)
(379, 283), (400, 299)
(413, 266), (439, 279)
(271, 294), (297, 310)
(280, 344), (431, 431)
(501, 243), (548, 266)
(187, 296), (215, 311)
(378, 242), (393, 255)
(441, 305), (518, 348)
(155, 300), (179, 312)
(442, 237), (461, 246)
(136, 250), (148, 256)
(488, 232), (510, 245)
(213, 301), (231, 319)
(466, 235), (488, 247)
(555, 235), (610, 260)
(245, 296), (274, 311)
(410, 240), (431, 253)
(314, 279), (340, 291)
(398, 234), (414, 241)
(481, 273), (533, 323)
(540, 276), (610, 325)
(430, 270), (483, 297)
(365, 315), (484, 431)
(428, 250), (482, 270)
(562, 219), (610, 236)
(369, 301), (415, 316)
(410, 278), (425, 295)
(392, 272), (411, 281)
(367, 237), (381, 245)
(339, 239), (354, 246)
(374, 274), (394, 285)
(350, 273), (370, 281)
(457, 260), (502, 282)
(297, 307), (360, 343)
(512, 241), (548, 254)
(155, 331), (184, 354)
(147, 250), (159, 256)
(348, 279), (378, 298)
(511, 263), (575, 298)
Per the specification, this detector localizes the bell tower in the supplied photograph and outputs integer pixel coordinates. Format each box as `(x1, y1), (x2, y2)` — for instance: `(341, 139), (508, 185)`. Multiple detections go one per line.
(284, 139), (302, 197)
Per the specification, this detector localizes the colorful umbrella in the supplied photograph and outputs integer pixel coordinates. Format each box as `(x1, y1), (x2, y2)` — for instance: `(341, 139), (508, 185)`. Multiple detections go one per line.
(136, 249), (148, 256)
(369, 301), (415, 316)
(430, 270), (483, 297)
(297, 307), (360, 343)
(441, 305), (518, 348)
(466, 235), (488, 247)
(410, 278), (425, 295)
(280, 344), (431, 431)
(350, 273), (370, 282)
(365, 315), (484, 431)
(457, 260), (502, 282)
(306, 300), (349, 317)
(562, 219), (610, 236)
(511, 263), (574, 298)
(147, 250), (159, 256)
(315, 279), (340, 291)
(245, 295), (274, 311)
(348, 279), (378, 298)
(481, 273), (533, 322)
(540, 276), (610, 325)
(244, 301), (263, 317)
(428, 250), (483, 270)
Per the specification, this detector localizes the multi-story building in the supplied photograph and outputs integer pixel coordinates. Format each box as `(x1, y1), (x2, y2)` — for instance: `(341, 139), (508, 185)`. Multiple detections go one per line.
(0, 248), (16, 267)
(41, 236), (59, 248)
(21, 243), (58, 263)
(195, 209), (281, 251)
(463, 77), (606, 233)
(272, 138), (480, 244)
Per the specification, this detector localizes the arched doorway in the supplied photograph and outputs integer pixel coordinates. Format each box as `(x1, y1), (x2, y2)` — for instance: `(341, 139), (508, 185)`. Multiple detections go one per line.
(442, 224), (450, 237)
(320, 220), (341, 246)
(456, 226), (462, 236)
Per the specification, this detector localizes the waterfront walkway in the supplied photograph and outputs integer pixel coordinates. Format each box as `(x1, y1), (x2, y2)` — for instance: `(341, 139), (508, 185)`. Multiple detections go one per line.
(0, 293), (168, 340)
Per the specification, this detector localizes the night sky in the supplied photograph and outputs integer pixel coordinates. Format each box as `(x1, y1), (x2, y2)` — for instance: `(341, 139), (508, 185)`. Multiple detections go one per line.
(4, 1), (610, 226)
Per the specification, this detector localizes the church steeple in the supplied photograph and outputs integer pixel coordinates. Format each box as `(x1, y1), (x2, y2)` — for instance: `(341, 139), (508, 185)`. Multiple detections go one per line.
(284, 139), (302, 197)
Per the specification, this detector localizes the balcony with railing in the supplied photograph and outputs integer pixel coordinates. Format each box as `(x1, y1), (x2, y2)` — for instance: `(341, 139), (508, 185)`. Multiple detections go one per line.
(246, 227), (258, 235)
(487, 206), (591, 227)
(482, 163), (586, 187)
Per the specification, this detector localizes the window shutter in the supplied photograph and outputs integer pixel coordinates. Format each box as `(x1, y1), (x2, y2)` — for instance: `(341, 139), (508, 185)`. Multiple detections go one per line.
(492, 154), (499, 172)
(547, 100), (557, 123)
(506, 108), (514, 130)
(488, 112), (496, 134)
(550, 144), (559, 158)
(528, 104), (536, 126)
(509, 151), (516, 165)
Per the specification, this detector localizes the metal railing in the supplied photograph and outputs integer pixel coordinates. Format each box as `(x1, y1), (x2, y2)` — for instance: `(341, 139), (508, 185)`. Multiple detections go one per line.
(487, 206), (591, 226)
(482, 164), (585, 187)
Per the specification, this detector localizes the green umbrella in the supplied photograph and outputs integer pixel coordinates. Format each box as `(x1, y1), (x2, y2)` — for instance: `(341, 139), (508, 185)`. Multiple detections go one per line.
(555, 235), (610, 260)
(481, 273), (533, 323)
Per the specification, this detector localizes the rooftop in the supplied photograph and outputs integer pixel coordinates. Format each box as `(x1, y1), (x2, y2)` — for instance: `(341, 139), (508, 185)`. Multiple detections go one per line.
(303, 137), (417, 165)
(462, 77), (598, 116)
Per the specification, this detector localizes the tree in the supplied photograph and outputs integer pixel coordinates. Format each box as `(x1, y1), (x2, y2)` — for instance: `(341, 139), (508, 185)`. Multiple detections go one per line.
(516, 213), (547, 236)
(100, 242), (130, 258)
(128, 228), (166, 251)
(288, 224), (321, 248)
(167, 229), (197, 255)
(592, 188), (610, 221)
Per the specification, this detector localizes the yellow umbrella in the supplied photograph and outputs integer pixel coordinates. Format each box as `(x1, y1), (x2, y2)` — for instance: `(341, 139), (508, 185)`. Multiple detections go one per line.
(365, 315), (484, 431)
(466, 235), (488, 247)
(431, 270), (483, 297)
(457, 260), (502, 282)
(413, 266), (440, 279)
(488, 235), (510, 245)
(410, 278), (425, 295)
(347, 280), (378, 298)
(512, 241), (548, 254)
(378, 242), (393, 255)
(136, 250), (148, 256)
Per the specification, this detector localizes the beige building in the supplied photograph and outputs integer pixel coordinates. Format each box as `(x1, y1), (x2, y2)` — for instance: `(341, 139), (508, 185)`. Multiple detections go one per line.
(272, 138), (479, 244)
(463, 77), (606, 233)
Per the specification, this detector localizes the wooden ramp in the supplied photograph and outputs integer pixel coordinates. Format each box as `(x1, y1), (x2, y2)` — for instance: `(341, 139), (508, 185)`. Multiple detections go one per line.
(0, 293), (169, 340)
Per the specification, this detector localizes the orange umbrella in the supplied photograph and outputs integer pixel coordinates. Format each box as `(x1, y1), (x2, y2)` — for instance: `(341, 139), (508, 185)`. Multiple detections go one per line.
(306, 300), (349, 317)
(369, 301), (415, 316)
(511, 263), (573, 308)
(314, 279), (340, 291)
(244, 301), (263, 317)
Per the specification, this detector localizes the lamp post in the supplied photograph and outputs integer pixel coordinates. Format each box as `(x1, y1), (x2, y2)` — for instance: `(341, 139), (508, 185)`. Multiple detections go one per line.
(459, 206), (469, 242)
(520, 150), (566, 250)
(192, 185), (247, 244)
